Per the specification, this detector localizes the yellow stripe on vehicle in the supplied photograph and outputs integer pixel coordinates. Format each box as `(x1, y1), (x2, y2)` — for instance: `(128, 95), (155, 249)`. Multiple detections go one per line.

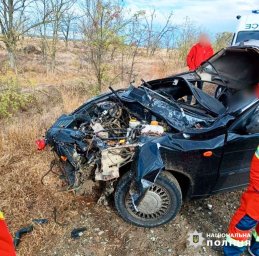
(0, 211), (4, 220)
(226, 235), (249, 247)
(255, 151), (259, 159)
(252, 230), (259, 242)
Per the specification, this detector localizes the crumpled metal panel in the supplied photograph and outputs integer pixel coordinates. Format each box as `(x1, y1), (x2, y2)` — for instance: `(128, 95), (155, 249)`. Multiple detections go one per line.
(130, 133), (226, 207)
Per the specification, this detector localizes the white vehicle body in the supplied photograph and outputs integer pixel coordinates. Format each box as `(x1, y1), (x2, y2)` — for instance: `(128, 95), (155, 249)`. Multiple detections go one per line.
(232, 10), (259, 46)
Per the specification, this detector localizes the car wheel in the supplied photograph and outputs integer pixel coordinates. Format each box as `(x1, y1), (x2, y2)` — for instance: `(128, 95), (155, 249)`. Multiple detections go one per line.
(114, 171), (182, 227)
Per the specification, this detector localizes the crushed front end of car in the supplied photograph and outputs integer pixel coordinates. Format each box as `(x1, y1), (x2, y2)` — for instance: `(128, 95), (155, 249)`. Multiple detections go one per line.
(40, 83), (217, 200)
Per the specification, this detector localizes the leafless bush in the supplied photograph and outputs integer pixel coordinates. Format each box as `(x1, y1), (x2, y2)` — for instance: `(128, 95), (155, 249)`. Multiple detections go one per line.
(214, 32), (233, 52)
(144, 10), (176, 56)
(176, 17), (201, 67)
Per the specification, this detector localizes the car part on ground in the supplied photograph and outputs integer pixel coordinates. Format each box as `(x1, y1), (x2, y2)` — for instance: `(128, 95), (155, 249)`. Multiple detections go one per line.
(32, 219), (48, 225)
(14, 225), (33, 248)
(40, 45), (259, 227)
(14, 219), (49, 247)
(71, 227), (87, 239)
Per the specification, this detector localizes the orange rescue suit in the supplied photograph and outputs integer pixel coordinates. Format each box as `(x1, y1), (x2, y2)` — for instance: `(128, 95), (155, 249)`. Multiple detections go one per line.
(0, 212), (16, 256)
(228, 149), (259, 242)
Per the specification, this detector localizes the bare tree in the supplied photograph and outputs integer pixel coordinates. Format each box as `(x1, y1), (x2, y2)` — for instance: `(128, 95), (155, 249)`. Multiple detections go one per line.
(81, 0), (128, 91)
(176, 17), (201, 66)
(49, 0), (75, 72)
(144, 10), (175, 56)
(164, 29), (177, 53)
(0, 0), (51, 71)
(61, 10), (78, 49)
(35, 0), (52, 64)
(35, 0), (74, 72)
(124, 11), (146, 82)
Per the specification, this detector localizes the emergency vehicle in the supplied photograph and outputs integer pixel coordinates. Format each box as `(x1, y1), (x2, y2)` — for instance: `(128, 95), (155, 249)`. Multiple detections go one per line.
(232, 10), (259, 45)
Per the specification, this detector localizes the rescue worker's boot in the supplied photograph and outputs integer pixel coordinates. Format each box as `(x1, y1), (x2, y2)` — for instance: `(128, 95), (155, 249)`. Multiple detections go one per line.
(223, 208), (257, 256)
(248, 224), (259, 256)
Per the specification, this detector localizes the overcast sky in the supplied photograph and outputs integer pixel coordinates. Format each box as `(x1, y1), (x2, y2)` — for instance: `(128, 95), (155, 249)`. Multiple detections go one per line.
(124, 0), (259, 35)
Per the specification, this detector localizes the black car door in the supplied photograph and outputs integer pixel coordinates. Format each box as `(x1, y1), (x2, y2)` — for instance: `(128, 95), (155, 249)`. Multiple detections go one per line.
(213, 103), (259, 193)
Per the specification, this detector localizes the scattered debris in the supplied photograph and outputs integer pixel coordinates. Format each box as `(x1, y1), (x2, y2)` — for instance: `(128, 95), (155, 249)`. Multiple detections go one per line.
(98, 230), (105, 236)
(14, 225), (33, 248)
(207, 204), (213, 210)
(97, 181), (115, 206)
(32, 219), (48, 225)
(71, 227), (87, 239)
(41, 159), (59, 185)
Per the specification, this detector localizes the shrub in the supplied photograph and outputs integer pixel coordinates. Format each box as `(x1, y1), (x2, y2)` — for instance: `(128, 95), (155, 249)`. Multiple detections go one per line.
(214, 32), (234, 52)
(0, 76), (32, 118)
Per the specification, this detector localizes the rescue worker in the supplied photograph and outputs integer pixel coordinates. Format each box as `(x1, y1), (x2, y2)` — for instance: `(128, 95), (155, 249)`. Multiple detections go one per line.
(186, 33), (214, 104)
(223, 146), (259, 255)
(223, 84), (259, 255)
(0, 211), (16, 256)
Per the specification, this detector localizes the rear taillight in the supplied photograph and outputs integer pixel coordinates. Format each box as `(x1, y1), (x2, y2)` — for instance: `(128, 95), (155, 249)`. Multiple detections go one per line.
(36, 139), (46, 150)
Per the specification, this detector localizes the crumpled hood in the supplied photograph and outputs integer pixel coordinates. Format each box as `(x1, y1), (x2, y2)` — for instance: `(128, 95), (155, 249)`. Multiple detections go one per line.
(119, 86), (215, 132)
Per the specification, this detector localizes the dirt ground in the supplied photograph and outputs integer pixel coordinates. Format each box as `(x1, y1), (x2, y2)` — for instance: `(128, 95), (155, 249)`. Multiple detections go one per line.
(31, 191), (247, 256)
(0, 42), (252, 256)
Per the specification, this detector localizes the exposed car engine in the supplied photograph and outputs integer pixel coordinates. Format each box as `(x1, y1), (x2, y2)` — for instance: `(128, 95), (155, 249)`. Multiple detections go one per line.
(45, 96), (168, 195)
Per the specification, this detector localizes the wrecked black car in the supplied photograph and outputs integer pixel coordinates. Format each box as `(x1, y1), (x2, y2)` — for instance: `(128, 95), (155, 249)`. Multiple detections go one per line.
(39, 45), (259, 227)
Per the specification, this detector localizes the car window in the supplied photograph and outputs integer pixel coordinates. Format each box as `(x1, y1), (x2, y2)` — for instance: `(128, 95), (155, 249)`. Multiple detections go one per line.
(231, 104), (259, 134)
(235, 31), (259, 44)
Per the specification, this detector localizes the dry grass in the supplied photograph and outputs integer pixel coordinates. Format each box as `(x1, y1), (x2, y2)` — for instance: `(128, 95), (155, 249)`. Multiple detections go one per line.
(0, 101), (80, 255)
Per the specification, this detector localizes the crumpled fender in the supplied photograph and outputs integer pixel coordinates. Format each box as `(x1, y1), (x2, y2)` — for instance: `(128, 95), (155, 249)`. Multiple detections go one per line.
(130, 136), (168, 208)
(130, 133), (226, 208)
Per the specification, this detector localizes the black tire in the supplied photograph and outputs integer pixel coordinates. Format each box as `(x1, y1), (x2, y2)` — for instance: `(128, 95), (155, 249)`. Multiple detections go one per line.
(114, 171), (182, 228)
